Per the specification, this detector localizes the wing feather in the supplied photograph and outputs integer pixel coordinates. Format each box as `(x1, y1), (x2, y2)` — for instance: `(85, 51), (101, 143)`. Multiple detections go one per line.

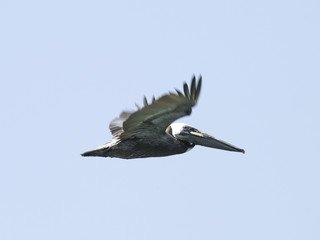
(191, 75), (196, 100)
(175, 89), (184, 97)
(143, 96), (148, 107)
(109, 111), (133, 137)
(183, 82), (190, 99)
(117, 76), (202, 140)
(195, 76), (202, 100)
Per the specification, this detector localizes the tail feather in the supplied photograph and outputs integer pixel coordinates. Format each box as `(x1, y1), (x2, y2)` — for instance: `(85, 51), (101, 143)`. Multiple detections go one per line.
(81, 147), (111, 157)
(82, 139), (119, 158)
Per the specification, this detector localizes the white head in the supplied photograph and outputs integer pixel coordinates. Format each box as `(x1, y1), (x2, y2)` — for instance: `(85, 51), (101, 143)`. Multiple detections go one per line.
(166, 122), (245, 153)
(169, 123), (191, 138)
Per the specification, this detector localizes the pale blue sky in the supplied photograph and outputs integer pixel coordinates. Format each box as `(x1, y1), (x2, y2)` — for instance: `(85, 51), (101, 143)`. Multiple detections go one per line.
(1, 0), (319, 239)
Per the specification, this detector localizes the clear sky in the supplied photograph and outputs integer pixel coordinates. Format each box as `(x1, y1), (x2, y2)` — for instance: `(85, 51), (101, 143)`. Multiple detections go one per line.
(1, 0), (319, 239)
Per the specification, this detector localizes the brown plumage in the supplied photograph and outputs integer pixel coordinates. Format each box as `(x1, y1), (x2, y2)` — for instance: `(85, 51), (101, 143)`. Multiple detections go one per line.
(81, 75), (245, 159)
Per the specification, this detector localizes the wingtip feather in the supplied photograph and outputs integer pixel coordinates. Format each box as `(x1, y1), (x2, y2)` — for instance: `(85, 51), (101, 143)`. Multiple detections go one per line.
(183, 82), (190, 99)
(135, 103), (141, 110)
(143, 96), (148, 107)
(191, 76), (196, 100)
(195, 75), (202, 101)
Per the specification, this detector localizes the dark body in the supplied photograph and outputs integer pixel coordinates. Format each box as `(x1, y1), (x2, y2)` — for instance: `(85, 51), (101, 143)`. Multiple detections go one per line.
(83, 134), (194, 159)
(81, 76), (245, 159)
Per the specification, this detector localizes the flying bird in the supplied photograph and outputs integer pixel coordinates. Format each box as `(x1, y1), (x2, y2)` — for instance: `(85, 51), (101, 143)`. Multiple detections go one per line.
(81, 75), (245, 159)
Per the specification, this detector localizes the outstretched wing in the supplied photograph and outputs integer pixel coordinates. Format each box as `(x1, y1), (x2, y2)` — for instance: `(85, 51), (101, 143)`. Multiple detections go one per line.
(109, 75), (202, 140)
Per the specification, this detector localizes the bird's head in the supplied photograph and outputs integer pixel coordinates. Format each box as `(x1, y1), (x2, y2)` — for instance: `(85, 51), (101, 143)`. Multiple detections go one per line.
(167, 123), (245, 153)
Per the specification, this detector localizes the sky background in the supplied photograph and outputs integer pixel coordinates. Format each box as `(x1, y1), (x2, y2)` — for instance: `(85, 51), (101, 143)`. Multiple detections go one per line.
(1, 0), (320, 239)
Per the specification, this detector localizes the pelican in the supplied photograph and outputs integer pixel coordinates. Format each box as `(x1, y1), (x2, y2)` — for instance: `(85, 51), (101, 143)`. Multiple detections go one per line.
(81, 75), (245, 159)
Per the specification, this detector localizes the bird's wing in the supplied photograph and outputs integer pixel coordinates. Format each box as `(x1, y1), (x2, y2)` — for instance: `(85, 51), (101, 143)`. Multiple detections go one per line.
(110, 75), (202, 140)
(109, 111), (133, 137)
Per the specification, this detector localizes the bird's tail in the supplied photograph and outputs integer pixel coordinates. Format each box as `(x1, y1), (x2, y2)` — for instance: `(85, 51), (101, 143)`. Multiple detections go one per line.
(81, 146), (111, 157)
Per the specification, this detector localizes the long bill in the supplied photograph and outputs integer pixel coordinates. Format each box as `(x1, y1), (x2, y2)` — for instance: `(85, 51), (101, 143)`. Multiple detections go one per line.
(188, 129), (245, 153)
